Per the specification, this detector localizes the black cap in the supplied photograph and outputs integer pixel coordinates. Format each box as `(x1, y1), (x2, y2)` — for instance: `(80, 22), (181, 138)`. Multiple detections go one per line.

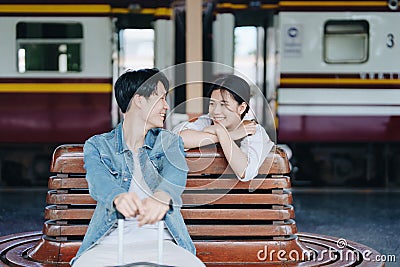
(208, 74), (250, 104)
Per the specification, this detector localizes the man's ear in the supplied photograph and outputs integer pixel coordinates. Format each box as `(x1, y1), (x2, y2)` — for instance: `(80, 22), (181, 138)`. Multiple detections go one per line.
(133, 94), (143, 109)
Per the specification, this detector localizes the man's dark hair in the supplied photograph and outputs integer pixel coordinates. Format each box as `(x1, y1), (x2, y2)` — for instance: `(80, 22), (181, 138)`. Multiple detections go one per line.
(114, 68), (169, 113)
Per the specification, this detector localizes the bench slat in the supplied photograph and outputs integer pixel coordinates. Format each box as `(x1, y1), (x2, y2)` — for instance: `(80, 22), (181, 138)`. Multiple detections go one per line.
(186, 177), (290, 189)
(187, 223), (296, 237)
(50, 145), (290, 175)
(44, 206), (295, 221)
(43, 221), (296, 237)
(182, 207), (294, 220)
(48, 176), (87, 190)
(46, 192), (96, 205)
(182, 193), (292, 205)
(45, 206), (94, 220)
(43, 223), (85, 236)
(48, 177), (291, 190)
(46, 192), (293, 206)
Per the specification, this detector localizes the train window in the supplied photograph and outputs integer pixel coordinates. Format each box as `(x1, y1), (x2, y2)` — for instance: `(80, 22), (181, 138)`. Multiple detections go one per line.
(324, 20), (369, 63)
(120, 29), (154, 70)
(16, 22), (82, 73)
(234, 26), (263, 83)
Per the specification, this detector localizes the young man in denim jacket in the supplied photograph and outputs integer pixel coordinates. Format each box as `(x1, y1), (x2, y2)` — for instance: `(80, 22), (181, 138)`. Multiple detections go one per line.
(72, 69), (204, 266)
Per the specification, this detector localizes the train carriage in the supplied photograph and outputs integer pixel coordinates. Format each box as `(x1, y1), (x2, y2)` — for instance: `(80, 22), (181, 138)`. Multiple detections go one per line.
(276, 1), (400, 184)
(278, 11), (400, 143)
(0, 17), (113, 143)
(0, 13), (114, 185)
(0, 2), (170, 185)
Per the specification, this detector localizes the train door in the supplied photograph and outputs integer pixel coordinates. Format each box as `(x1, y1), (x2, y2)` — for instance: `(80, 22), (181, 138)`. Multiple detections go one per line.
(212, 13), (277, 140)
(111, 27), (156, 127)
(113, 17), (175, 128)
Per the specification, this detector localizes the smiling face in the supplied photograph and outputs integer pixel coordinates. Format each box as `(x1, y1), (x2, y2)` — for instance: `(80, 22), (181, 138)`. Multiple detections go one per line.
(142, 81), (169, 130)
(208, 89), (247, 131)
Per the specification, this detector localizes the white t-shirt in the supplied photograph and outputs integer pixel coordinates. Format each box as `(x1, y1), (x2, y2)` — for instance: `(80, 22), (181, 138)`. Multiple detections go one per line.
(173, 115), (275, 181)
(100, 152), (173, 245)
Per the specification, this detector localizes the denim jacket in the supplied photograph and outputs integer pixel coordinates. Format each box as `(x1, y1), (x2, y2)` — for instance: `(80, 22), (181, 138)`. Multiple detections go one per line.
(71, 123), (195, 265)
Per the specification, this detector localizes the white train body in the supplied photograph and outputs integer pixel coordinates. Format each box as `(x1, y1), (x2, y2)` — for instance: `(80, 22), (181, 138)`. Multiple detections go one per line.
(277, 12), (400, 143)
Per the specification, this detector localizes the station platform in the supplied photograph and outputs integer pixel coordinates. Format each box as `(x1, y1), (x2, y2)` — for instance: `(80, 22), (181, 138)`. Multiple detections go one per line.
(0, 187), (398, 266)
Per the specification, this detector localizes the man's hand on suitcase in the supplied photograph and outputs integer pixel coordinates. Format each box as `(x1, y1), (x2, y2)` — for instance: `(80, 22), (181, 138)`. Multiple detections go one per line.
(114, 191), (170, 226)
(137, 191), (170, 227)
(114, 192), (145, 218)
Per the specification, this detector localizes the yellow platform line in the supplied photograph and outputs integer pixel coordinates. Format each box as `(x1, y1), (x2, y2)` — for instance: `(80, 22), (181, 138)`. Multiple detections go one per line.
(0, 83), (112, 93)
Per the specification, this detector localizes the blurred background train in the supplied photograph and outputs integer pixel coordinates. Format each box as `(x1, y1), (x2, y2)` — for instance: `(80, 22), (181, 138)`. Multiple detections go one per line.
(0, 0), (399, 187)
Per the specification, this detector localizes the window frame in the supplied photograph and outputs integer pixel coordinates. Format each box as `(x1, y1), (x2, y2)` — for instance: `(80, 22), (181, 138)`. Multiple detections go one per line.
(323, 20), (369, 64)
(16, 22), (83, 73)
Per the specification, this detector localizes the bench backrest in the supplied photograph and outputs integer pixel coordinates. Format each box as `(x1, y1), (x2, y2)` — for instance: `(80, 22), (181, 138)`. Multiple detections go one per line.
(29, 144), (308, 265)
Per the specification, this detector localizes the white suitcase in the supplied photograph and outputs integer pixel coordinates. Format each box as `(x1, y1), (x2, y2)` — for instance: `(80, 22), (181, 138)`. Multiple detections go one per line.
(112, 212), (174, 267)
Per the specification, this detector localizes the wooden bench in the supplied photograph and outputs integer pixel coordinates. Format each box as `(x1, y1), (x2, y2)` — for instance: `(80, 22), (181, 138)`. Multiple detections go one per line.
(28, 144), (309, 266)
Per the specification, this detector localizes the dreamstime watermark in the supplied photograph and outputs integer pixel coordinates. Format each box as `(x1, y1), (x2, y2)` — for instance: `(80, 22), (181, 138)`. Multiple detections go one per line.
(256, 238), (397, 263)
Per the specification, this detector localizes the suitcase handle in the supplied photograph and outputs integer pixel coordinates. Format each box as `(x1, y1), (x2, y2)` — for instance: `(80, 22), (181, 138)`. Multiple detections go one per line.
(116, 210), (164, 266)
